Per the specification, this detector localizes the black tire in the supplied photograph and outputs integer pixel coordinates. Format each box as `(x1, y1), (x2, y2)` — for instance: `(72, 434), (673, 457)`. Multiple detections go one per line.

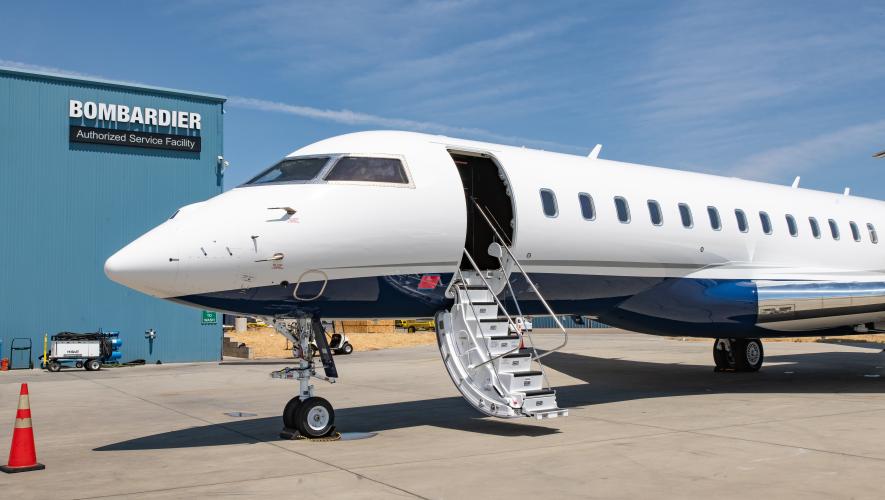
(86, 359), (102, 371)
(296, 396), (335, 438)
(735, 339), (764, 372)
(341, 342), (353, 355)
(48, 361), (61, 372)
(713, 339), (734, 371)
(282, 397), (302, 429)
(75, 361), (84, 369)
(407, 326), (416, 333)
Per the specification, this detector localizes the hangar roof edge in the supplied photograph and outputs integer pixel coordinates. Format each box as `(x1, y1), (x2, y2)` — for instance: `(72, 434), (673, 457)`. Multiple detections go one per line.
(0, 66), (227, 103)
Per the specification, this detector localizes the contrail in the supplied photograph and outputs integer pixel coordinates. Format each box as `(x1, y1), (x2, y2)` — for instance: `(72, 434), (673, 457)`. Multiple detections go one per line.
(226, 96), (586, 153)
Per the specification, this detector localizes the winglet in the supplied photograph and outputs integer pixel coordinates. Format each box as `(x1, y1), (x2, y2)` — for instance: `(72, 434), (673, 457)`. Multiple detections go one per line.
(588, 144), (602, 160)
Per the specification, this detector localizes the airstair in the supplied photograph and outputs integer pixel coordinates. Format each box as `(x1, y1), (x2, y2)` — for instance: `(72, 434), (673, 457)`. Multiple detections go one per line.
(435, 203), (569, 420)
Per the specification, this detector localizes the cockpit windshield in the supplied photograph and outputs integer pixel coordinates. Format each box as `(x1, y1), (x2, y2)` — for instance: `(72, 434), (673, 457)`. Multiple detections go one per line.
(244, 156), (330, 185)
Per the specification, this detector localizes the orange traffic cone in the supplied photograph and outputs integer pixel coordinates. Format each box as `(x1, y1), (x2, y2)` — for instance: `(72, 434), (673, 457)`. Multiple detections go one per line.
(1, 383), (45, 473)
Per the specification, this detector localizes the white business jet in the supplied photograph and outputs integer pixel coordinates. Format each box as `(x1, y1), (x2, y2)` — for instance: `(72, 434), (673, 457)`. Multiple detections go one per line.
(105, 130), (885, 437)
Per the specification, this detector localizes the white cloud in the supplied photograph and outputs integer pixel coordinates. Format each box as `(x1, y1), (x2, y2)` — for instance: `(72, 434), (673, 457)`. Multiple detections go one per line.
(729, 119), (885, 181)
(629, 2), (885, 124)
(346, 17), (583, 90)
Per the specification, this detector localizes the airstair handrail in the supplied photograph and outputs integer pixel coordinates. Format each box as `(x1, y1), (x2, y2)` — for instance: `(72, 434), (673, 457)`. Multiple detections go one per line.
(471, 199), (569, 358)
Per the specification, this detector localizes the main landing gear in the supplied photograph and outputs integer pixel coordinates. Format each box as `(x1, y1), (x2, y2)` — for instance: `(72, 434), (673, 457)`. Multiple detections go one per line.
(271, 317), (339, 439)
(713, 338), (764, 372)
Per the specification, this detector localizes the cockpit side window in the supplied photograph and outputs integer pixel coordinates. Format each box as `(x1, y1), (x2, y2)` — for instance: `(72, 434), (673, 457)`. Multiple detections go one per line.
(245, 157), (330, 185)
(324, 157), (409, 184)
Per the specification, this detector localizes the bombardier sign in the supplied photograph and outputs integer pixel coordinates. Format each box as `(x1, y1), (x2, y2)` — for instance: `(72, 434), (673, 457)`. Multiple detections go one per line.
(68, 99), (202, 152)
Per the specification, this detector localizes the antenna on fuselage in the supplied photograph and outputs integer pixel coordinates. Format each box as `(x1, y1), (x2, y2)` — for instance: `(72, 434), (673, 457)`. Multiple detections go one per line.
(791, 176), (800, 188)
(844, 187), (851, 196)
(588, 144), (602, 160)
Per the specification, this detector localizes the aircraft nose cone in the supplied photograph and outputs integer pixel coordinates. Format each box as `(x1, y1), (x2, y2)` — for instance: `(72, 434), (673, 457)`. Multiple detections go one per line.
(105, 224), (181, 298)
(103, 249), (129, 283)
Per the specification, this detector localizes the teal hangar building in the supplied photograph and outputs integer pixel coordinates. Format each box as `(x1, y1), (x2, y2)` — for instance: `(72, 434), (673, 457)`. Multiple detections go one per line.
(0, 66), (226, 366)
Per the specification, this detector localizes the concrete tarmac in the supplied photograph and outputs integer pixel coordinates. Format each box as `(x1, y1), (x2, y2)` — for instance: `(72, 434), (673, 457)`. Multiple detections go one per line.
(1, 330), (884, 499)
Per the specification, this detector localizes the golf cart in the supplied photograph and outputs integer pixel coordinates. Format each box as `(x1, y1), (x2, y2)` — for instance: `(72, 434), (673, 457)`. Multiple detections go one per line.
(304, 323), (353, 357)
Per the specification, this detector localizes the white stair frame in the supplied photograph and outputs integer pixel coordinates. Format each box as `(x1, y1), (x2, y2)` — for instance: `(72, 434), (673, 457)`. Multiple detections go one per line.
(435, 242), (569, 420)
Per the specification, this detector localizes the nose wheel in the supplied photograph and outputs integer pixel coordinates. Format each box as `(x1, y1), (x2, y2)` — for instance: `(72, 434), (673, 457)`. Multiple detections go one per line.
(714, 338), (763, 372)
(282, 396), (336, 437)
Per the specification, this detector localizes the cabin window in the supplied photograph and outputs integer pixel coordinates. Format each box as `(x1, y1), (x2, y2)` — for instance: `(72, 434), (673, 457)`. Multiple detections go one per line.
(868, 223), (879, 244)
(325, 156), (409, 184)
(809, 217), (821, 239)
(850, 221), (861, 242)
(578, 193), (595, 220)
(707, 206), (721, 231)
(647, 200), (663, 226)
(735, 209), (749, 233)
(759, 212), (772, 235)
(245, 156), (330, 185)
(614, 196), (631, 223)
(828, 219), (840, 240)
(786, 214), (798, 237)
(678, 203), (693, 228)
(540, 189), (558, 218)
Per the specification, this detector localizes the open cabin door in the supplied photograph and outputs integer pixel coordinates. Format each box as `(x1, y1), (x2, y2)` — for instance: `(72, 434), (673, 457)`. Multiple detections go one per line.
(449, 151), (515, 272)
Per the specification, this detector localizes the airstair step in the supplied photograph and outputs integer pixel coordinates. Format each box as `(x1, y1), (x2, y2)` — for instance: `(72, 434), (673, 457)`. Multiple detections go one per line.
(527, 408), (569, 420)
(498, 370), (543, 392)
(522, 389), (559, 413)
(477, 319), (508, 336)
(495, 350), (533, 373)
(512, 370), (542, 376)
(486, 335), (521, 356)
(457, 287), (495, 304)
(462, 302), (498, 320)
(503, 349), (532, 358)
(522, 389), (555, 397)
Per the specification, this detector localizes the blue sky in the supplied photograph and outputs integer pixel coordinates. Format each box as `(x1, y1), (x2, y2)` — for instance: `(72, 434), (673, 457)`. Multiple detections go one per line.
(2, 1), (885, 196)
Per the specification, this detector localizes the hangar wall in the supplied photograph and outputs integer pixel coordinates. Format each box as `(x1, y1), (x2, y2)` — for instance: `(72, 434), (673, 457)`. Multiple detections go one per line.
(0, 67), (225, 365)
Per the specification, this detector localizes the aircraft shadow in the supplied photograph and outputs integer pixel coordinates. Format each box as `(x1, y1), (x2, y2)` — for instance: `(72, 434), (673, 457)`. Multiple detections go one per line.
(94, 396), (558, 451)
(95, 347), (883, 451)
(545, 348), (885, 408)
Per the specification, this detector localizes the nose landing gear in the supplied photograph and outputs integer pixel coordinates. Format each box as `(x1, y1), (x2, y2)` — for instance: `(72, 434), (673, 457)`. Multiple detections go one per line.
(271, 317), (339, 439)
(714, 338), (764, 372)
